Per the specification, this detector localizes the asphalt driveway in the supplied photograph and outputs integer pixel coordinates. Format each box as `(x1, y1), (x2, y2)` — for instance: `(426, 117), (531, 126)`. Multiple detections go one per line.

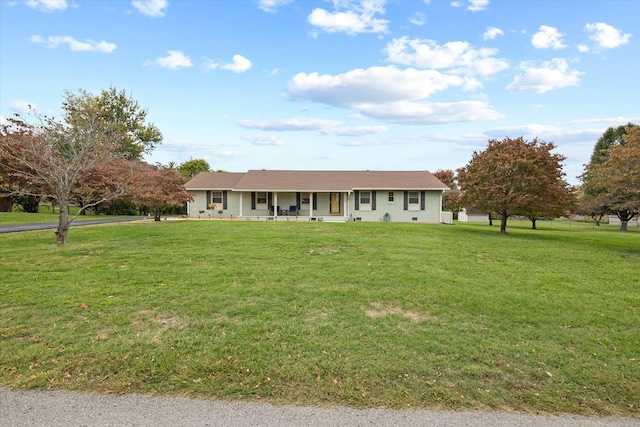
(0, 217), (143, 234)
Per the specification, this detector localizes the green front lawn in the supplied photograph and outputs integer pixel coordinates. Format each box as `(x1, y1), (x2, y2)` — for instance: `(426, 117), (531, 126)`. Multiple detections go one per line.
(0, 220), (638, 416)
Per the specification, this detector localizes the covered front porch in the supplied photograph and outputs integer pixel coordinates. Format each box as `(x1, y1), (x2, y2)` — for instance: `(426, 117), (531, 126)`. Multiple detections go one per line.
(237, 191), (351, 222)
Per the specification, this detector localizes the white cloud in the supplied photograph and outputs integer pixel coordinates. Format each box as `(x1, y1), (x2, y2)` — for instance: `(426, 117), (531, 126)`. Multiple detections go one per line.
(506, 58), (583, 94)
(237, 117), (343, 132)
(244, 135), (285, 146)
(205, 55), (252, 73)
(409, 12), (426, 26)
(384, 37), (509, 76)
(25, 0), (67, 12)
(483, 26), (503, 41)
(287, 66), (501, 124)
(221, 55), (252, 73)
(11, 99), (39, 113)
(584, 22), (631, 49)
(30, 35), (117, 53)
(467, 0), (489, 12)
(308, 0), (389, 35)
(568, 116), (640, 126)
(321, 126), (388, 137)
(132, 0), (168, 17)
(357, 100), (502, 124)
(288, 66), (472, 107)
(154, 50), (192, 69)
(531, 25), (566, 49)
(237, 118), (387, 137)
(256, 0), (294, 13)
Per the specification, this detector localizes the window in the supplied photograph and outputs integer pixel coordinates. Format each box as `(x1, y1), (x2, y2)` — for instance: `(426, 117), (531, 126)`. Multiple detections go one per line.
(408, 191), (420, 211)
(359, 191), (372, 211)
(388, 191), (395, 203)
(360, 191), (371, 204)
(256, 192), (267, 209)
(212, 192), (223, 204)
(301, 193), (310, 205)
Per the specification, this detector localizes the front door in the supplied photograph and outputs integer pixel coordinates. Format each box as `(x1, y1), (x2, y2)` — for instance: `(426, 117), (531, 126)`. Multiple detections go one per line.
(330, 192), (340, 214)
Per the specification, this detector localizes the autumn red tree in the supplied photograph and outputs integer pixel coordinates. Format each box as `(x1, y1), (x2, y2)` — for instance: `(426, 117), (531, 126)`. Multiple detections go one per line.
(130, 163), (192, 221)
(432, 169), (462, 214)
(457, 137), (574, 234)
(581, 125), (640, 231)
(0, 105), (135, 245)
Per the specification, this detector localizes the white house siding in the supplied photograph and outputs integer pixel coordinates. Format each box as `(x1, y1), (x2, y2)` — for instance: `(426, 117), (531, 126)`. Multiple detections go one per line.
(188, 191), (242, 218)
(349, 190), (443, 223)
(189, 190), (443, 222)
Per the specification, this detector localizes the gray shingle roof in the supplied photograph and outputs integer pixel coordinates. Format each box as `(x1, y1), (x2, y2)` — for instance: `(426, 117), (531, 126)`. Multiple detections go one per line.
(184, 172), (245, 190)
(185, 170), (449, 192)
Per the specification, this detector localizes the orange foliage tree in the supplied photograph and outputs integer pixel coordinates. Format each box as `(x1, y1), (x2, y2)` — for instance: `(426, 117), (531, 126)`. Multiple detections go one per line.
(457, 137), (575, 233)
(581, 125), (640, 231)
(130, 163), (193, 221)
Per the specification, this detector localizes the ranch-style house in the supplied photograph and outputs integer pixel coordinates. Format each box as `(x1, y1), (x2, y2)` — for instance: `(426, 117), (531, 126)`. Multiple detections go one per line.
(184, 170), (451, 223)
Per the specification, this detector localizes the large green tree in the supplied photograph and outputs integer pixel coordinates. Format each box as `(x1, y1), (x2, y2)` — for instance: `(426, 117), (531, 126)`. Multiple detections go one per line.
(457, 137), (574, 234)
(65, 87), (162, 161)
(177, 159), (211, 178)
(581, 125), (640, 231)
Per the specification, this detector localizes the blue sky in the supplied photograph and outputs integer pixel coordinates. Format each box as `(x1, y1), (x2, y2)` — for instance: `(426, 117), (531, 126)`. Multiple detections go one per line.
(1, 0), (639, 184)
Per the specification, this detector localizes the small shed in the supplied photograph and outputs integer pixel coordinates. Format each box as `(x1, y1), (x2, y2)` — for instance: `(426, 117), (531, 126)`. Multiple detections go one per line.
(458, 208), (489, 223)
(607, 215), (639, 227)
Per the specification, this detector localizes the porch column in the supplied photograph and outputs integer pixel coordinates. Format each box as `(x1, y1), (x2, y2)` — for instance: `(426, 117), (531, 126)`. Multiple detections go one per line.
(239, 192), (243, 217)
(344, 192), (348, 219)
(274, 192), (278, 218)
(310, 192), (314, 220)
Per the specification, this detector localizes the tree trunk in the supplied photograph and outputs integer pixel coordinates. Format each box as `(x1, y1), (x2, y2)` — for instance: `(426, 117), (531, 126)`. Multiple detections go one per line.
(154, 207), (162, 222)
(0, 196), (12, 212)
(488, 213), (493, 226)
(530, 217), (537, 230)
(500, 212), (508, 234)
(56, 204), (70, 245)
(616, 211), (634, 232)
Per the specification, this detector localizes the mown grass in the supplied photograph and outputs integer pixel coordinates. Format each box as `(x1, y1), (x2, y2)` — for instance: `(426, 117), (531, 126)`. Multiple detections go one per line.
(0, 219), (638, 417)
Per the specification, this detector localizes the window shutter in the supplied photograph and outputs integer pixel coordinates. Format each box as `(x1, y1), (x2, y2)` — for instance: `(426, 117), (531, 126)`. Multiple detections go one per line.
(223, 191), (228, 209)
(206, 191), (211, 206)
(313, 193), (317, 209)
(268, 192), (273, 209)
(404, 191), (409, 210)
(296, 192), (301, 208)
(251, 192), (256, 210)
(355, 191), (360, 210)
(421, 191), (426, 210)
(372, 191), (376, 211)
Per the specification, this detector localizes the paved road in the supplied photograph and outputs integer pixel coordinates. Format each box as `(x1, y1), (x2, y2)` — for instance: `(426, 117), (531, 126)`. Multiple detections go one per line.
(1, 389), (638, 427)
(0, 217), (143, 234)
